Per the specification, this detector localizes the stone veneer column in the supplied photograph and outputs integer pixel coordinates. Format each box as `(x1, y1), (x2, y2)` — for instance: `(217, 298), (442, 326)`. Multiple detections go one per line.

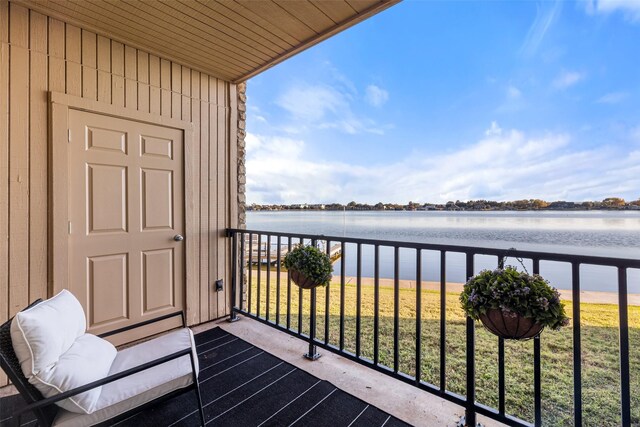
(236, 82), (248, 308)
(237, 82), (247, 229)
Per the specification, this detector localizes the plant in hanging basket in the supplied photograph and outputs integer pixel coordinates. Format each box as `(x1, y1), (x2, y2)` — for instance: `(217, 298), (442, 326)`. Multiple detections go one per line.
(283, 244), (333, 289)
(460, 266), (570, 340)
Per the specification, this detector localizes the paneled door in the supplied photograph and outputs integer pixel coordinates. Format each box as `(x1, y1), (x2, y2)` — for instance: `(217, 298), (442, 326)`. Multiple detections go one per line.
(67, 109), (185, 340)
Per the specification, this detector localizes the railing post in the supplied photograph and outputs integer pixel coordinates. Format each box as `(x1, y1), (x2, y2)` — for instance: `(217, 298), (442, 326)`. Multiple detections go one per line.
(440, 251), (447, 392)
(572, 262), (582, 427)
(305, 239), (321, 360)
(229, 230), (239, 322)
(617, 267), (631, 427)
(533, 259), (542, 427)
(465, 252), (476, 426)
(305, 283), (321, 360)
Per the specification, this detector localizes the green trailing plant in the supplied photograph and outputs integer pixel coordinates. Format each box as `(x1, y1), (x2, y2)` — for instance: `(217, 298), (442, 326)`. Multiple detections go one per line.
(460, 266), (570, 330)
(283, 244), (333, 287)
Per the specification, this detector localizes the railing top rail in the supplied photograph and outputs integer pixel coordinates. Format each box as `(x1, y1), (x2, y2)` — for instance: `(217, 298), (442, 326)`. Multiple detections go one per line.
(227, 227), (640, 269)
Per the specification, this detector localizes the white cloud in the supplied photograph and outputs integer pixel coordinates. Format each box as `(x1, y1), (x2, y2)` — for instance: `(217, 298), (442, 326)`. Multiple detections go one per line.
(584, 0), (640, 22)
(365, 85), (389, 107)
(246, 125), (640, 204)
(553, 71), (585, 89)
(276, 85), (347, 122)
(245, 133), (356, 204)
(596, 91), (629, 104)
(485, 121), (503, 136)
(319, 117), (386, 135)
(520, 1), (563, 58)
(274, 82), (387, 135)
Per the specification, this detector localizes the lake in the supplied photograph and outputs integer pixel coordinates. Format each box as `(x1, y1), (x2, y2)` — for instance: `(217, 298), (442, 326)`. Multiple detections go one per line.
(246, 210), (640, 293)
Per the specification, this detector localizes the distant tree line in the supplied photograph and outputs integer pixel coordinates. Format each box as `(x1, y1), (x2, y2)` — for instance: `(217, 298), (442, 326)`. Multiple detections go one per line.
(247, 197), (640, 212)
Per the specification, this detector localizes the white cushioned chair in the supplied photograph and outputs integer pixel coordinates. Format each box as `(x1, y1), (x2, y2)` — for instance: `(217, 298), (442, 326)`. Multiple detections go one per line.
(0, 290), (205, 426)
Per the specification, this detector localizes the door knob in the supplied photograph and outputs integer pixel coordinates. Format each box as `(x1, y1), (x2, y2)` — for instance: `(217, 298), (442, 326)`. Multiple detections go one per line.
(173, 234), (184, 242)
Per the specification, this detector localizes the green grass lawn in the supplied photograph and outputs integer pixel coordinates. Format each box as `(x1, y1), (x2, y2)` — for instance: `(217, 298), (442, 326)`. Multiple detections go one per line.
(245, 274), (640, 426)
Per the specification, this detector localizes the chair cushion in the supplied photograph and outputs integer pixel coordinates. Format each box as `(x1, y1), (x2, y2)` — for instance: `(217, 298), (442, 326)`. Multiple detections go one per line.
(52, 328), (198, 427)
(10, 290), (86, 376)
(10, 290), (118, 414)
(31, 334), (117, 414)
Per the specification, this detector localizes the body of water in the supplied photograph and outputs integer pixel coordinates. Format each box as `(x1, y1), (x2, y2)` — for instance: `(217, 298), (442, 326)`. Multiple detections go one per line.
(247, 211), (640, 293)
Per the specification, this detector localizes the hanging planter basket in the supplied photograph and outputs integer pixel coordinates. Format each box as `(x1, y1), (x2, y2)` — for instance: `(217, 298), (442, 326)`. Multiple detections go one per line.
(460, 262), (569, 341)
(284, 244), (333, 290)
(479, 309), (544, 340)
(289, 269), (323, 290)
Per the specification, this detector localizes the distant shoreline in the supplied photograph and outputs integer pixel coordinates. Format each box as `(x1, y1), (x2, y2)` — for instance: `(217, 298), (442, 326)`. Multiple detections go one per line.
(248, 198), (640, 212)
(248, 208), (640, 211)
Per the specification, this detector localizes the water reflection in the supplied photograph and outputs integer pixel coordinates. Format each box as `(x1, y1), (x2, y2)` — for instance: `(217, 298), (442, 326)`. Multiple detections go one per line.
(248, 211), (640, 292)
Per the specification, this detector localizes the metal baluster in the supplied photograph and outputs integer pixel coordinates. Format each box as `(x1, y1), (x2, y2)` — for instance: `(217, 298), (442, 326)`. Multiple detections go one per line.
(498, 255), (505, 415)
(440, 251), (447, 392)
(286, 237), (292, 330)
(340, 241), (346, 351)
(305, 238), (320, 360)
(374, 244), (380, 365)
(248, 232), (253, 314)
(618, 267), (631, 427)
(465, 253), (476, 426)
(394, 246), (400, 373)
(356, 243), (362, 358)
(298, 237), (303, 334)
(416, 249), (422, 385)
(325, 240), (331, 345)
(239, 232), (245, 313)
(257, 234), (262, 318)
(533, 259), (542, 427)
(266, 235), (271, 321)
(276, 235), (281, 326)
(572, 262), (582, 427)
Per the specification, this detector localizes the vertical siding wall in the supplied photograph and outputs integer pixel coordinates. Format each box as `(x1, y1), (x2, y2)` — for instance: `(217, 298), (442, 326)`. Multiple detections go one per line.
(0, 2), (236, 386)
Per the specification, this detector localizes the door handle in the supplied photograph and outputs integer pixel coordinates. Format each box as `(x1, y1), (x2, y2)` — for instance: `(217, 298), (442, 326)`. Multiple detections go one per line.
(173, 234), (184, 242)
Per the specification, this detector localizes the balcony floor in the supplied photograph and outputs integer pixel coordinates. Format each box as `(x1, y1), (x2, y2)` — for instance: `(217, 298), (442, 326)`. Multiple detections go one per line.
(205, 317), (504, 427)
(1, 321), (429, 427)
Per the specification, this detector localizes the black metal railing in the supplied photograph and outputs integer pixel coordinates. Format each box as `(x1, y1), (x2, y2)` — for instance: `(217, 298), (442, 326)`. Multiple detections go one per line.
(227, 228), (639, 427)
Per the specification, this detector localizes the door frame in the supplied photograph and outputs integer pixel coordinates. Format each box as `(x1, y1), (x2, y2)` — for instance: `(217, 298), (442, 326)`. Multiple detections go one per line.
(49, 92), (199, 325)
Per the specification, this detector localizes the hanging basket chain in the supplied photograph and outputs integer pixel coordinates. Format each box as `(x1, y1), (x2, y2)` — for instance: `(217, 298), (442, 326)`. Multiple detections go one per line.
(499, 247), (529, 274)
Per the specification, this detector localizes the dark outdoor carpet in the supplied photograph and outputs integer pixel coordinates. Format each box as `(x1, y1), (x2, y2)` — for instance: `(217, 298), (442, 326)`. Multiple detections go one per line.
(0, 327), (411, 427)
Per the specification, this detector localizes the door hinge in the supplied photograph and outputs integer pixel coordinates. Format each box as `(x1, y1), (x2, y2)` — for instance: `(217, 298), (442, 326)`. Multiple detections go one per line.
(68, 221), (72, 234)
(68, 129), (71, 143)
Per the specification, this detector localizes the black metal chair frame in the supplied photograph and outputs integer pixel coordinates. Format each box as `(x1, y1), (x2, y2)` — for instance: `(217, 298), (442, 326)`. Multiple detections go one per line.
(0, 300), (206, 426)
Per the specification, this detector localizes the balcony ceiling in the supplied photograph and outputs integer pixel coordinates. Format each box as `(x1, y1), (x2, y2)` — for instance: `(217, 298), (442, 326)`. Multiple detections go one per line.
(13, 0), (400, 83)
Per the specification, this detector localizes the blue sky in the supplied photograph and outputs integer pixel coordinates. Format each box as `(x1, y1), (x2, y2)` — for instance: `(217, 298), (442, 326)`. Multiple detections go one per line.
(245, 0), (640, 205)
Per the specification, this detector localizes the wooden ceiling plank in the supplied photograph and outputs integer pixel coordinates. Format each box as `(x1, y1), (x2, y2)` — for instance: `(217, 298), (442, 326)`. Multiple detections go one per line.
(219, 0), (303, 45)
(95, 0), (261, 70)
(193, 0), (292, 52)
(29, 0), (239, 81)
(159, 0), (277, 61)
(233, 1), (317, 41)
(346, 0), (383, 14)
(58, 0), (248, 75)
(273, 0), (336, 31)
(174, 0), (282, 57)
(61, 0), (251, 75)
(129, 0), (266, 67)
(312, 0), (358, 23)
